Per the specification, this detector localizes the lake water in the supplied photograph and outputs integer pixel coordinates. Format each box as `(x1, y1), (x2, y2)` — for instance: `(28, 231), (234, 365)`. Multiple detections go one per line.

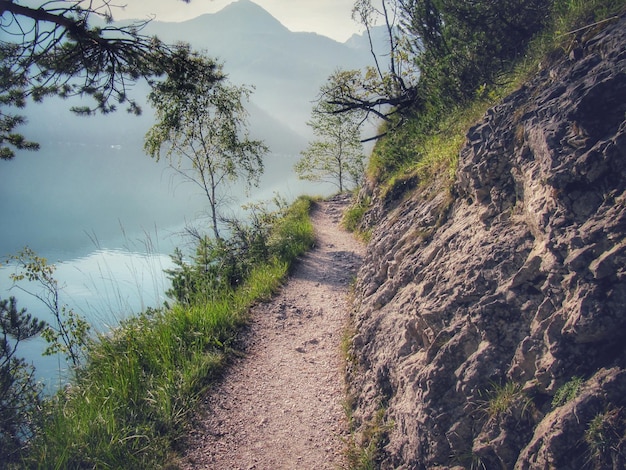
(0, 110), (336, 391)
(0, 248), (175, 389)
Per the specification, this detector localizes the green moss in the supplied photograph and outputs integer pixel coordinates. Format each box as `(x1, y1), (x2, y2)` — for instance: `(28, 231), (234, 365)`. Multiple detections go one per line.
(552, 376), (584, 408)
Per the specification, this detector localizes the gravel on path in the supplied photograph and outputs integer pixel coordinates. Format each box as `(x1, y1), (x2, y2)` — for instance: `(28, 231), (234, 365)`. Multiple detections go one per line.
(179, 194), (364, 469)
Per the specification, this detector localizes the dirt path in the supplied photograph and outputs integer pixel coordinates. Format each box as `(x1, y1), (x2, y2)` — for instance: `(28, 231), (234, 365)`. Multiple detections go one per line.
(179, 194), (364, 470)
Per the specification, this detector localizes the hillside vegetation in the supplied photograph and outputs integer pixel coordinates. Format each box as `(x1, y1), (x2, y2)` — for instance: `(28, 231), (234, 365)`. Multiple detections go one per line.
(4, 1), (625, 468)
(10, 197), (314, 468)
(344, 1), (626, 468)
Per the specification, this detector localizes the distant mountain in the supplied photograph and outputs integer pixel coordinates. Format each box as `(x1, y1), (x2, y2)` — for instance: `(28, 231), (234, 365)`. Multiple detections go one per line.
(144, 0), (373, 136)
(345, 25), (391, 53)
(3, 1), (376, 256)
(178, 0), (289, 36)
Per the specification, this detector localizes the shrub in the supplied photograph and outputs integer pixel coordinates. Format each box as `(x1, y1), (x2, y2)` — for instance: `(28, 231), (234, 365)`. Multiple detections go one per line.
(166, 196), (313, 305)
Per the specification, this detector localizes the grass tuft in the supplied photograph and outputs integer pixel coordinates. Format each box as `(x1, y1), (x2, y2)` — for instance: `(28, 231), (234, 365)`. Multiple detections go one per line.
(584, 406), (626, 468)
(477, 381), (534, 424)
(343, 195), (373, 242)
(344, 406), (391, 470)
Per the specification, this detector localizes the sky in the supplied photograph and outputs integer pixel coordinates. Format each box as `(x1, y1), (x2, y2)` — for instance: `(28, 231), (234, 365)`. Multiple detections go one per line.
(111, 0), (363, 42)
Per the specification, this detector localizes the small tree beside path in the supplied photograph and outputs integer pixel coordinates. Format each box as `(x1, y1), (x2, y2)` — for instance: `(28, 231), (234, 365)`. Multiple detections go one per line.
(144, 51), (268, 240)
(295, 77), (366, 192)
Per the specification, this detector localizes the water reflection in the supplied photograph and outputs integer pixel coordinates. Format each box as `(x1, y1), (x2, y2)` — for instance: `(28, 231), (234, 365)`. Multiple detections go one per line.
(0, 248), (175, 391)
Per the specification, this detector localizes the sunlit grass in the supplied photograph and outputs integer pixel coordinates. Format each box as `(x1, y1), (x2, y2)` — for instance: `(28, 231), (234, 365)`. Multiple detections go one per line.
(25, 197), (315, 469)
(342, 195), (372, 242)
(366, 0), (626, 197)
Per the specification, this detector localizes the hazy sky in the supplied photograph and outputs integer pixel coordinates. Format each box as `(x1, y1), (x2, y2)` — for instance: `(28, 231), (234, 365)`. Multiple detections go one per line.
(112, 0), (363, 42)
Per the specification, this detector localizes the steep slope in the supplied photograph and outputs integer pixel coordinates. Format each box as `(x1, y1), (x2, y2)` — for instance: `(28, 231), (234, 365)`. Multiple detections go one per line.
(349, 13), (626, 469)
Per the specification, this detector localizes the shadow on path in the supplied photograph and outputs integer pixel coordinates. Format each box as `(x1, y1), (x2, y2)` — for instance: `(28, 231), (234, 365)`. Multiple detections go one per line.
(292, 248), (362, 287)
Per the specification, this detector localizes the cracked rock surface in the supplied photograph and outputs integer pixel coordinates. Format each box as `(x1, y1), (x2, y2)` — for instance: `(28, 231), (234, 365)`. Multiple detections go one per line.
(348, 14), (626, 470)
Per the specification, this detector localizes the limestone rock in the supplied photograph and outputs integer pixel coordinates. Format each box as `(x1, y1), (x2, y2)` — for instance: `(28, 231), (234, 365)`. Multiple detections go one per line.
(348, 14), (626, 469)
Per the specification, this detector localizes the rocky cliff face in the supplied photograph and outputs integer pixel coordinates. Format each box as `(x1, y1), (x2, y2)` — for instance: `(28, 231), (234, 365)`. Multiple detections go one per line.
(349, 13), (626, 469)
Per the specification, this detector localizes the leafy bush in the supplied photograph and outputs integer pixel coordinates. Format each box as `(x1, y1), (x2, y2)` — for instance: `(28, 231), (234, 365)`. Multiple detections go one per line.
(166, 196), (314, 305)
(9, 248), (91, 367)
(405, 0), (554, 105)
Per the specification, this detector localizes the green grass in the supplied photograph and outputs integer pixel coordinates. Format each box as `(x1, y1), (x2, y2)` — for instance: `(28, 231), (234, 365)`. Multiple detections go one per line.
(479, 381), (533, 422)
(366, 0), (626, 199)
(344, 407), (391, 470)
(342, 195), (372, 241)
(552, 376), (584, 408)
(584, 406), (626, 468)
(24, 197), (315, 469)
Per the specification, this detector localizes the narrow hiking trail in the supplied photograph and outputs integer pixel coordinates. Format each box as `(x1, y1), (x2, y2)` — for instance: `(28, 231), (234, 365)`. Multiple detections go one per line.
(179, 194), (365, 470)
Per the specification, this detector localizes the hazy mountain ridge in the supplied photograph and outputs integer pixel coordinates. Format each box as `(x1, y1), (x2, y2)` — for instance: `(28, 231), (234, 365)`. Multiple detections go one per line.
(3, 0), (375, 256)
(144, 0), (373, 136)
(193, 0), (289, 34)
(344, 24), (391, 52)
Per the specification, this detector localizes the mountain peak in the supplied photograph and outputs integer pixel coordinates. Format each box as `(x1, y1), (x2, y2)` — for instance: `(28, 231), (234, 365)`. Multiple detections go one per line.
(216, 0), (288, 34)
